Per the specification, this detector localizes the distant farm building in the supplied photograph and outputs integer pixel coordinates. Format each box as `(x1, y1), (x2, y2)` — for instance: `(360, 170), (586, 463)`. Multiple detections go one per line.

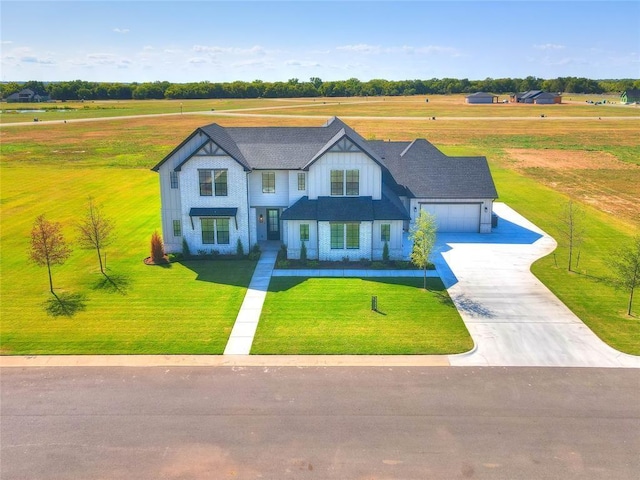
(465, 92), (498, 104)
(620, 89), (640, 104)
(510, 90), (561, 104)
(5, 88), (50, 103)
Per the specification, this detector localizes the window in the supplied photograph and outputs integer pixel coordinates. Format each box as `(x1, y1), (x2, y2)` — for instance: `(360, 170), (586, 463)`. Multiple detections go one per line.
(214, 169), (227, 196)
(330, 224), (344, 249)
(216, 218), (230, 245)
(298, 173), (306, 191)
(345, 170), (359, 196)
(346, 223), (360, 249)
(300, 224), (309, 242)
(173, 220), (182, 237)
(381, 224), (390, 242)
(170, 171), (179, 189)
(330, 170), (344, 196)
(199, 170), (212, 196)
(201, 218), (215, 244)
(262, 172), (275, 193)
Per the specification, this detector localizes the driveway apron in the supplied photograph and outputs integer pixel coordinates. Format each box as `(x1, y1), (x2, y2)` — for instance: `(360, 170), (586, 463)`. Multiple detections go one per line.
(439, 203), (640, 368)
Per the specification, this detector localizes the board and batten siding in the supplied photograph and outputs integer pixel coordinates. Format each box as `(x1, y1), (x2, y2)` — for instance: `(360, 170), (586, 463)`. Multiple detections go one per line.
(285, 220), (318, 260)
(288, 171), (307, 205)
(372, 220), (404, 260)
(156, 135), (209, 252)
(307, 152), (382, 200)
(179, 156), (249, 255)
(248, 170), (290, 207)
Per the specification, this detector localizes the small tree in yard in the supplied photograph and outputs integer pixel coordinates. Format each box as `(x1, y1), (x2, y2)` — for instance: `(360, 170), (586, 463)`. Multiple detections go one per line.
(29, 214), (72, 294)
(382, 241), (390, 263)
(559, 200), (585, 272)
(150, 231), (165, 264)
(300, 241), (307, 265)
(609, 235), (640, 316)
(77, 198), (114, 275)
(410, 210), (437, 289)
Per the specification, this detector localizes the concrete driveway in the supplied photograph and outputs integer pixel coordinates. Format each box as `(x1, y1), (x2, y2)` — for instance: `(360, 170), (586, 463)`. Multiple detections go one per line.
(435, 203), (640, 368)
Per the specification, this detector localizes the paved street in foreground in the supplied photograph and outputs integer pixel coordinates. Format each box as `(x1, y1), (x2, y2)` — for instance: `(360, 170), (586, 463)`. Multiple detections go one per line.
(2, 366), (638, 479)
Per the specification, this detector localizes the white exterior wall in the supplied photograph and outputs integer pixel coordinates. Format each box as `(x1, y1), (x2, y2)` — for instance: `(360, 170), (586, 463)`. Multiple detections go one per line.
(372, 220), (404, 260)
(409, 198), (494, 233)
(285, 220), (318, 260)
(156, 135), (209, 252)
(318, 221), (372, 261)
(308, 152), (382, 200)
(248, 170), (289, 207)
(179, 156), (249, 255)
(288, 171), (308, 204)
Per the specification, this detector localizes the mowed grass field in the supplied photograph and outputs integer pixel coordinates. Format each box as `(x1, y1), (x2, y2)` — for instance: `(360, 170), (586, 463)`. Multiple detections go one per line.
(1, 96), (639, 355)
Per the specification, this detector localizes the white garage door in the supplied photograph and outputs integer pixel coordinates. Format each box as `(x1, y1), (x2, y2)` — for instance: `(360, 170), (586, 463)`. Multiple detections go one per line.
(421, 203), (481, 232)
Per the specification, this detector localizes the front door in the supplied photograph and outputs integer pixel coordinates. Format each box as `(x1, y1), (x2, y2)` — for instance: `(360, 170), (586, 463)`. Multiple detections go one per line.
(266, 209), (280, 240)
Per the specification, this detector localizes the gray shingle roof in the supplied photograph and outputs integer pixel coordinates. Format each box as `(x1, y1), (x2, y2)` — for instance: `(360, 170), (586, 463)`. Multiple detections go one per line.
(282, 195), (409, 222)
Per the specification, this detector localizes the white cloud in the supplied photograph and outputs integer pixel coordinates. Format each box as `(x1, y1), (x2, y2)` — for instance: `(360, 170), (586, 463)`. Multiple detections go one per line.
(534, 43), (565, 50)
(21, 55), (56, 65)
(285, 60), (321, 67)
(188, 57), (207, 64)
(336, 43), (460, 56)
(192, 45), (266, 56)
(1, 40), (13, 45)
(113, 28), (129, 34)
(143, 46), (154, 51)
(337, 44), (381, 54)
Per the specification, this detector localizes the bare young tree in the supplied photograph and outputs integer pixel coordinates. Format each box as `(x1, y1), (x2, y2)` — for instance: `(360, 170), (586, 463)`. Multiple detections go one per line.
(610, 235), (640, 316)
(29, 214), (72, 294)
(77, 198), (114, 275)
(410, 210), (438, 289)
(559, 200), (585, 271)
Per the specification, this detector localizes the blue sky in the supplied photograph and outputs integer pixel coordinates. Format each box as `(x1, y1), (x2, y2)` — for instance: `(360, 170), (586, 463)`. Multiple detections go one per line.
(1, 1), (638, 82)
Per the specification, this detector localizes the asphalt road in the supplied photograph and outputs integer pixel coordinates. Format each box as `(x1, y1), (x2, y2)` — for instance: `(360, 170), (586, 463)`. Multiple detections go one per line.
(1, 367), (639, 480)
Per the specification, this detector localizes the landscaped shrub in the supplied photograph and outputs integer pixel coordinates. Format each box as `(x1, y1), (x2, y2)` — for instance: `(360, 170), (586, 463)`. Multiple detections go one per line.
(360, 257), (371, 267)
(382, 241), (390, 263)
(236, 238), (244, 257)
(248, 243), (261, 261)
(278, 244), (288, 261)
(182, 237), (191, 259)
(300, 241), (307, 265)
(150, 231), (165, 264)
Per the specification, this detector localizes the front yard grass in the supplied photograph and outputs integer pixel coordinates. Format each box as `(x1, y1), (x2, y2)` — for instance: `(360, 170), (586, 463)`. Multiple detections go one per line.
(251, 277), (472, 354)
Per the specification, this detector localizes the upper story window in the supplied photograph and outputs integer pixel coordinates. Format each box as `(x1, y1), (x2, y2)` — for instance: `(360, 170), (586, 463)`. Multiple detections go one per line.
(262, 172), (275, 193)
(214, 169), (227, 196)
(297, 173), (306, 191)
(330, 169), (359, 196)
(199, 169), (212, 196)
(170, 171), (179, 189)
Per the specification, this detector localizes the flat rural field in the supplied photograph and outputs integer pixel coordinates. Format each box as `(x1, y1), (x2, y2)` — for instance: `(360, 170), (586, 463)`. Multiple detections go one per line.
(1, 96), (639, 354)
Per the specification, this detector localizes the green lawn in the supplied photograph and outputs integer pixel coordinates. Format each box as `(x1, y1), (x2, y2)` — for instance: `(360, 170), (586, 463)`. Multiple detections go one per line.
(0, 164), (255, 354)
(251, 277), (472, 354)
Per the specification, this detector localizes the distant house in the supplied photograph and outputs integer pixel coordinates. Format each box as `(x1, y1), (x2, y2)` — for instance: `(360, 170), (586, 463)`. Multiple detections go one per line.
(510, 90), (561, 104)
(152, 118), (498, 260)
(465, 92), (498, 104)
(620, 89), (640, 104)
(5, 88), (50, 103)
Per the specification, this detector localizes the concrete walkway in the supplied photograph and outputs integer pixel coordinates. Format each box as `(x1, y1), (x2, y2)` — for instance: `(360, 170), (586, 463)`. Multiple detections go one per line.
(223, 250), (277, 355)
(438, 203), (640, 368)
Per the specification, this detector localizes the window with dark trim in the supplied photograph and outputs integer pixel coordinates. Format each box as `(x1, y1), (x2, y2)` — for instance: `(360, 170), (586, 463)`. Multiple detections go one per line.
(345, 170), (359, 196)
(297, 172), (306, 191)
(199, 170), (212, 196)
(173, 220), (182, 237)
(262, 172), (275, 193)
(300, 224), (309, 242)
(330, 170), (344, 196)
(381, 223), (390, 242)
(216, 218), (230, 245)
(170, 171), (179, 189)
(201, 218), (215, 244)
(214, 169), (227, 196)
(346, 223), (360, 249)
(330, 224), (344, 249)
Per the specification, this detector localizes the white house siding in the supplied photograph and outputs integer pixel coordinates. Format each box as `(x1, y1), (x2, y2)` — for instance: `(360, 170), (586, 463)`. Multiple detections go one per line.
(156, 135), (210, 252)
(285, 220), (318, 259)
(248, 170), (290, 207)
(318, 221), (372, 261)
(179, 156), (249, 255)
(288, 171), (307, 205)
(307, 152), (382, 200)
(410, 198), (493, 233)
(372, 220), (404, 260)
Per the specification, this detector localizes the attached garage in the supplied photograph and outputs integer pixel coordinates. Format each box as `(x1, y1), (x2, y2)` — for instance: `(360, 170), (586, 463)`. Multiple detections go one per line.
(421, 203), (481, 232)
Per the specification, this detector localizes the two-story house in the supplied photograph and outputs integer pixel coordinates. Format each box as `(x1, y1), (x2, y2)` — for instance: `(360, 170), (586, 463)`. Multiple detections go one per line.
(152, 117), (498, 260)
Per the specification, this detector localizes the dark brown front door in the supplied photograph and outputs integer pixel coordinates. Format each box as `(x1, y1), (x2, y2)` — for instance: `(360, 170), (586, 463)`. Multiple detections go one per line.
(267, 209), (280, 240)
